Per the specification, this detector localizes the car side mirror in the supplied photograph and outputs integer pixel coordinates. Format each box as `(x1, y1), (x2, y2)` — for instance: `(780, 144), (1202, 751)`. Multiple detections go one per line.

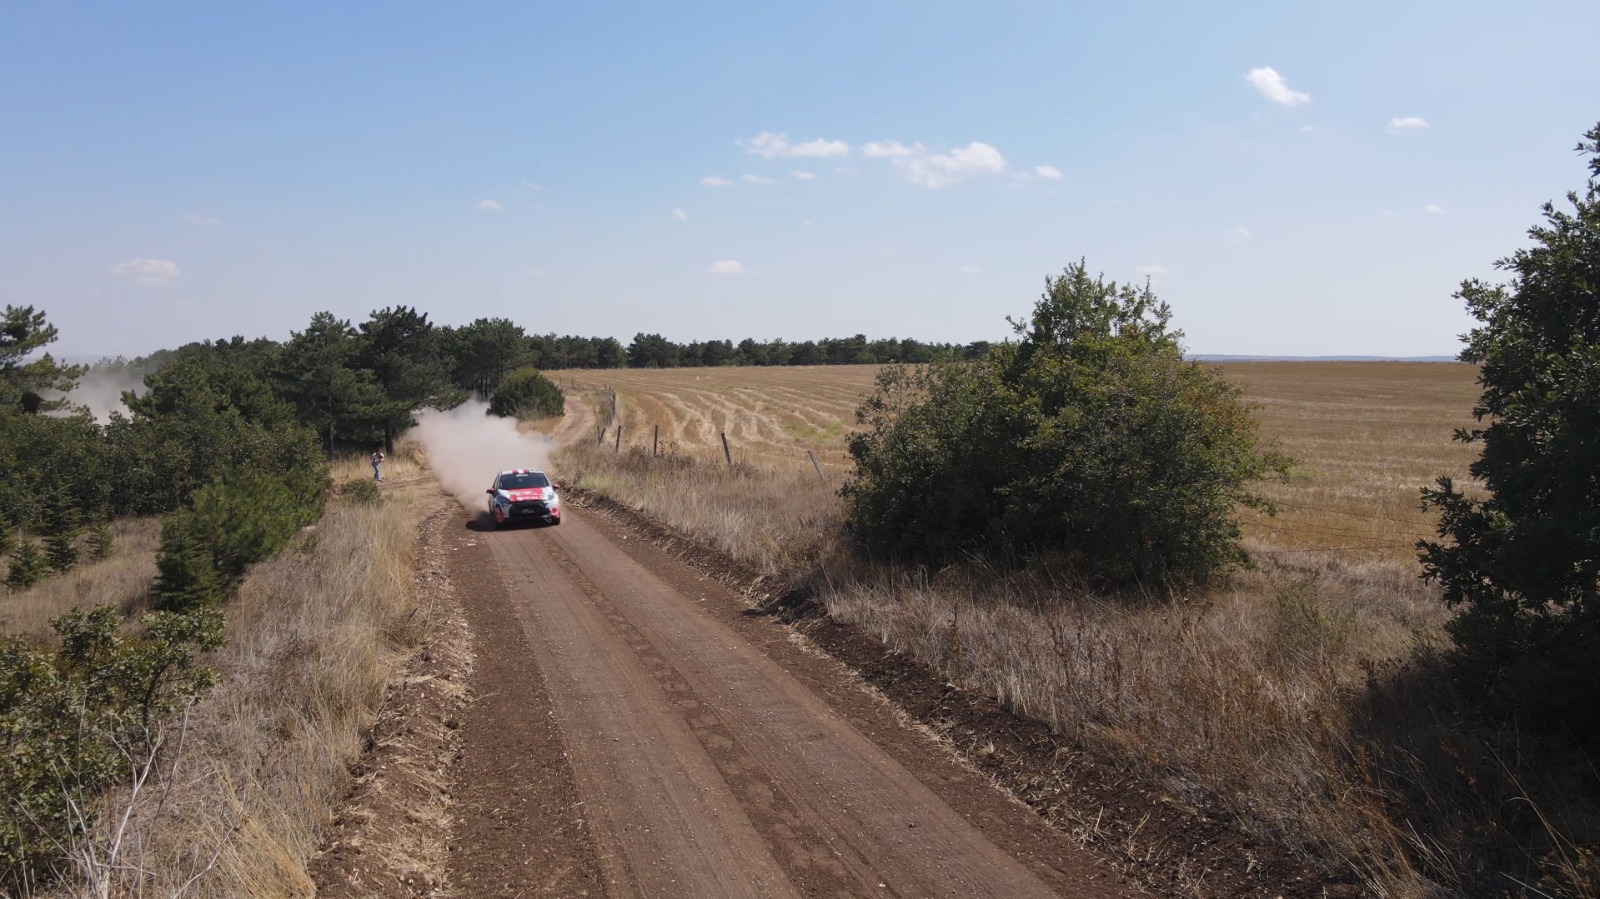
(552, 483), (563, 490)
(485, 488), (495, 494)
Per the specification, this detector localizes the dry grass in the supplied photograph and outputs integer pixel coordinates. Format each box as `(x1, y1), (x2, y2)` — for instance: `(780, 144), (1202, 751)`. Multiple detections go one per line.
(122, 484), (439, 897)
(0, 519), (161, 638)
(554, 361), (1599, 897)
(20, 450), (444, 898)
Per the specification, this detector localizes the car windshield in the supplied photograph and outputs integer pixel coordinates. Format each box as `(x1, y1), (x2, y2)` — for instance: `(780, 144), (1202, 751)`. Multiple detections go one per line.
(500, 472), (550, 489)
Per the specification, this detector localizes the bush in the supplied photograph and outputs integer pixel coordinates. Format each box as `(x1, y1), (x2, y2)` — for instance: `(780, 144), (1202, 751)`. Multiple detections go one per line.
(5, 537), (45, 590)
(843, 261), (1287, 584)
(87, 520), (114, 562)
(0, 606), (222, 892)
(42, 490), (82, 574)
(487, 366), (565, 419)
(336, 477), (384, 504)
(1420, 122), (1600, 741)
(154, 467), (325, 612)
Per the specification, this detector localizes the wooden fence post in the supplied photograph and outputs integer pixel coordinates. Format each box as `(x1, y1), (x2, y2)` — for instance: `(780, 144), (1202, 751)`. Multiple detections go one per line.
(807, 450), (826, 483)
(721, 432), (733, 468)
(596, 427), (605, 446)
(614, 425), (622, 453)
(653, 425), (659, 458)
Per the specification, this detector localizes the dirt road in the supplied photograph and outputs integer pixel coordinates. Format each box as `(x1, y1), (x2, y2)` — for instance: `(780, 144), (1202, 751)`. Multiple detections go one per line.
(440, 501), (1135, 898)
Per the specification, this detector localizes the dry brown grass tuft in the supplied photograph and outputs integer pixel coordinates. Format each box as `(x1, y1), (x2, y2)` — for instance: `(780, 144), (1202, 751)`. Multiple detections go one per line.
(42, 468), (445, 898)
(0, 518), (160, 638)
(554, 361), (1598, 896)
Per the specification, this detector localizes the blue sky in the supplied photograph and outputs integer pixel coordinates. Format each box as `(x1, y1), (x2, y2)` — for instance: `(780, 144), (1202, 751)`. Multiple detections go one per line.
(4, 0), (1598, 358)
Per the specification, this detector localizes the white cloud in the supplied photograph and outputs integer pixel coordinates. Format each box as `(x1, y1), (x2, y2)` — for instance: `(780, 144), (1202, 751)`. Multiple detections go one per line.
(1387, 116), (1430, 134)
(109, 258), (180, 286)
(699, 175), (733, 187)
(673, 208), (688, 222)
(1424, 203), (1445, 214)
(956, 264), (980, 275)
(791, 138), (850, 157)
(862, 140), (923, 159)
(895, 141), (1006, 188)
(742, 174), (777, 185)
(186, 212), (220, 226)
(519, 180), (542, 191)
(708, 260), (744, 275)
(1136, 264), (1168, 276)
(1033, 165), (1063, 181)
(1229, 226), (1255, 241)
(742, 132), (850, 159)
(1243, 67), (1312, 106)
(790, 170), (816, 180)
(477, 199), (503, 211)
(833, 166), (859, 175)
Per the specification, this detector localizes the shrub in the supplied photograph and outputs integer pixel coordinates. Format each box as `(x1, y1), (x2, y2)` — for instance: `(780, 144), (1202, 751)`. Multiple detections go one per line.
(487, 366), (565, 419)
(154, 467), (325, 612)
(5, 537), (45, 590)
(843, 261), (1288, 584)
(0, 606), (223, 892)
(336, 477), (384, 504)
(87, 520), (114, 562)
(1420, 122), (1600, 741)
(42, 490), (82, 574)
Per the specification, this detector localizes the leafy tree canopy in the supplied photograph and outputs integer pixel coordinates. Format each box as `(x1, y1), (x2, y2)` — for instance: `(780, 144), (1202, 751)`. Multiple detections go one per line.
(844, 261), (1288, 585)
(1420, 123), (1600, 739)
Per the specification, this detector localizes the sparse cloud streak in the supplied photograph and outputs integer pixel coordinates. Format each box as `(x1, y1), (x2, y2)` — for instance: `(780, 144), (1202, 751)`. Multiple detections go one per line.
(673, 208), (688, 221)
(110, 258), (180, 286)
(699, 175), (733, 187)
(742, 132), (850, 158)
(708, 260), (744, 275)
(742, 174), (777, 185)
(1387, 116), (1430, 134)
(873, 140), (1006, 188)
(477, 199), (503, 211)
(186, 212), (220, 226)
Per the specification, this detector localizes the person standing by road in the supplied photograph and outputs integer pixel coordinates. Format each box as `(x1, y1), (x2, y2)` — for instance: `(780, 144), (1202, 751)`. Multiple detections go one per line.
(371, 448), (385, 482)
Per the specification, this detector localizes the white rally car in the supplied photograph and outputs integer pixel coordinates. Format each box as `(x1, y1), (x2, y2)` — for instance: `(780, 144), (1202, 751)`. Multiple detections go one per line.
(485, 469), (562, 528)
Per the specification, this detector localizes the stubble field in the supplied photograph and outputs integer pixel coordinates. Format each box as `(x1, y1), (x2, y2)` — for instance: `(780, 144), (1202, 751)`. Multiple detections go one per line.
(559, 361), (1483, 561)
(554, 360), (1595, 898)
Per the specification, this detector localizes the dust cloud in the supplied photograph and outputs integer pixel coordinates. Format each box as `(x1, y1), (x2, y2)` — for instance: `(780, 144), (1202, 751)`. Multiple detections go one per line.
(412, 401), (554, 509)
(44, 368), (145, 423)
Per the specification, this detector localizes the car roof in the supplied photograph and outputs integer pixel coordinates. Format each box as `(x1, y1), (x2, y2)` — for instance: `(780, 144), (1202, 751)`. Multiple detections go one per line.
(497, 469), (547, 477)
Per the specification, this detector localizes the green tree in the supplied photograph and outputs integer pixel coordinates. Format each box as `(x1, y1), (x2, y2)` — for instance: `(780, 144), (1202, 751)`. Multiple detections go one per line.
(87, 520), (114, 562)
(359, 306), (464, 453)
(487, 367), (565, 419)
(277, 312), (383, 452)
(626, 333), (678, 368)
(5, 537), (45, 590)
(843, 261), (1287, 584)
(41, 491), (82, 574)
(153, 468), (323, 613)
(0, 306), (85, 414)
(1420, 123), (1600, 739)
(444, 318), (528, 397)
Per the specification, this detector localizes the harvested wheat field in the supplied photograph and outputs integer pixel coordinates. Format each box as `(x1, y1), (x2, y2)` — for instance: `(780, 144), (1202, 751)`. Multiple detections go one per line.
(558, 361), (1482, 560)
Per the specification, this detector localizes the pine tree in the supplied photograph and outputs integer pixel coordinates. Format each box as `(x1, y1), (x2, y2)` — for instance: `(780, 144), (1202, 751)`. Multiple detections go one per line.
(41, 490), (83, 573)
(88, 519), (115, 561)
(6, 536), (46, 589)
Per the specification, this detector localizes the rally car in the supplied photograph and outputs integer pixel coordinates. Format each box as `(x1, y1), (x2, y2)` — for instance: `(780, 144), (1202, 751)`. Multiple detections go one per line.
(486, 469), (562, 528)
